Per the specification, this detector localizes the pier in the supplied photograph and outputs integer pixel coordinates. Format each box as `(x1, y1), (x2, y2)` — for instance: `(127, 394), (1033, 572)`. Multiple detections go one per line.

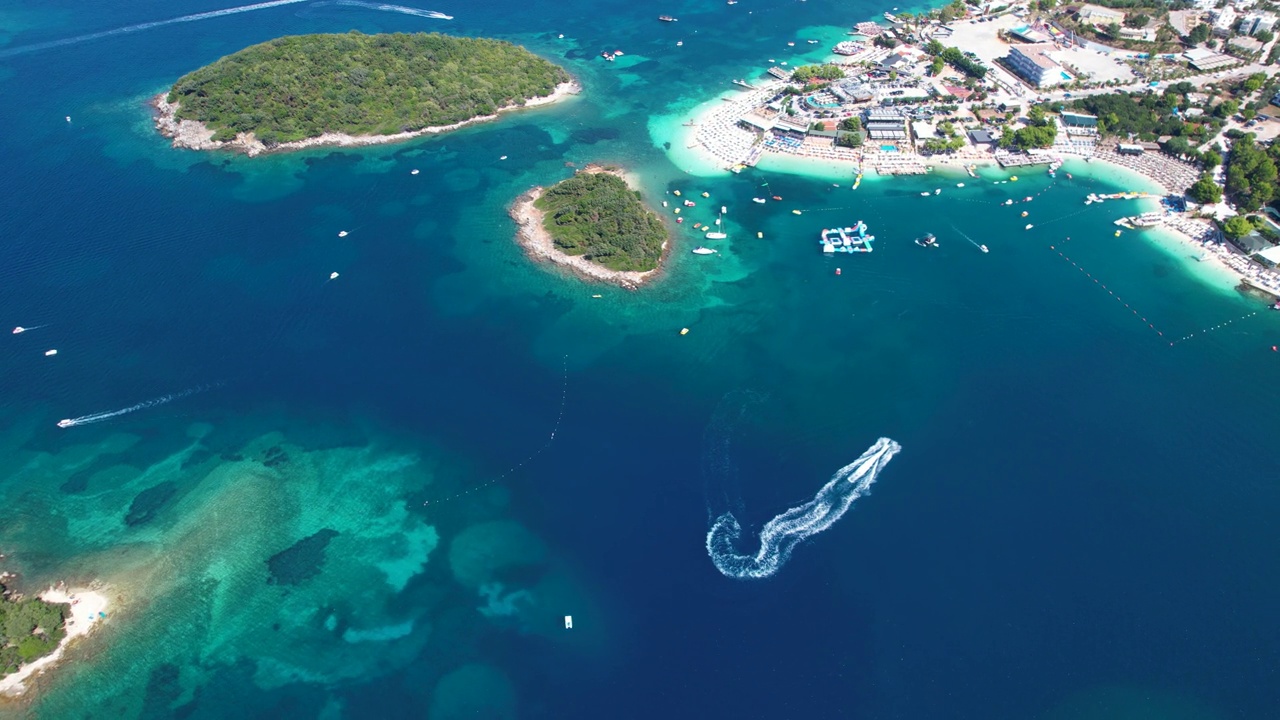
(995, 153), (1053, 169)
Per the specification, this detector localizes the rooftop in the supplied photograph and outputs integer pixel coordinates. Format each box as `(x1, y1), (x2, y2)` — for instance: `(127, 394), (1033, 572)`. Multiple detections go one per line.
(1011, 43), (1060, 70)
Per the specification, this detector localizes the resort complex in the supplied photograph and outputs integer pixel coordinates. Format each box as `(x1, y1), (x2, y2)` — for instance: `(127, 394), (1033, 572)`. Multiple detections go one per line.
(681, 0), (1280, 301)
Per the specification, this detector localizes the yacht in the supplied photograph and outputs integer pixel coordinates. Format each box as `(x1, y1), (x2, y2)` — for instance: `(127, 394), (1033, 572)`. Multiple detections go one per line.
(57, 419), (74, 428)
(692, 247), (717, 255)
(658, 15), (678, 21)
(915, 233), (938, 248)
(705, 231), (727, 240)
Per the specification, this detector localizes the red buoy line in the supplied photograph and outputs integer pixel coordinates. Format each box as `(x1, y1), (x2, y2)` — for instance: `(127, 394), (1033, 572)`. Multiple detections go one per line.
(1051, 237), (1271, 347)
(1050, 238), (1170, 341)
(421, 355), (569, 507)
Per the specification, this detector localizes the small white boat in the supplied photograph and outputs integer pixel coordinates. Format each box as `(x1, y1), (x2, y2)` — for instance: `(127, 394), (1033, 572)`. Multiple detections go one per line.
(956, 182), (965, 187)
(329, 272), (340, 280)
(676, 41), (683, 46)
(591, 294), (602, 298)
(787, 42), (795, 46)
(12, 326), (25, 334)
(980, 245), (989, 253)
(65, 116), (71, 122)
(920, 191), (930, 197)
(411, 169), (420, 175)
(692, 247), (717, 255)
(499, 155), (508, 160)
(705, 232), (727, 239)
(934, 189), (941, 195)
(564, 615), (573, 629)
(720, 205), (727, 214)
(752, 197), (766, 203)
(56, 419), (74, 428)
(338, 230), (349, 237)
(662, 200), (669, 207)
(44, 349), (57, 356)
(1024, 224), (1033, 230)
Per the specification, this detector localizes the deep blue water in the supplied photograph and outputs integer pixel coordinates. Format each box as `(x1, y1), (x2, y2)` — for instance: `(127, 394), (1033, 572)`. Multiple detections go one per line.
(2, 0), (1280, 718)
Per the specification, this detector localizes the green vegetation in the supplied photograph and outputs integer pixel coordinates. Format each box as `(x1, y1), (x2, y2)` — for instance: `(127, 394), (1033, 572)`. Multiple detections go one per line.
(923, 120), (966, 154)
(1225, 135), (1280, 212)
(1222, 215), (1256, 240)
(1, 587), (69, 677)
(791, 64), (844, 83)
(924, 43), (988, 79)
(1186, 23), (1210, 45)
(1070, 85), (1223, 161)
(838, 116), (861, 132)
(835, 131), (863, 148)
(168, 32), (570, 145)
(1187, 173), (1223, 204)
(534, 172), (667, 272)
(999, 105), (1057, 150)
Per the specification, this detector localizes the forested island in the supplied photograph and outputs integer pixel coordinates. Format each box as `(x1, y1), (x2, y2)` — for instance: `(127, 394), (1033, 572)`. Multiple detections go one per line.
(511, 166), (669, 288)
(0, 585), (68, 680)
(155, 32), (577, 156)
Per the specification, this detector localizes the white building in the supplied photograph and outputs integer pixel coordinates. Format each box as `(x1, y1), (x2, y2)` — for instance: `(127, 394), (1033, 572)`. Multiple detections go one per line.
(1004, 44), (1068, 88)
(1076, 3), (1126, 25)
(1212, 7), (1238, 37)
(1239, 11), (1278, 36)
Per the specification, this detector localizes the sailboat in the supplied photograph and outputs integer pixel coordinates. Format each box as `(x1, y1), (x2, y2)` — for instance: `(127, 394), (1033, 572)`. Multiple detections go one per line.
(704, 209), (727, 240)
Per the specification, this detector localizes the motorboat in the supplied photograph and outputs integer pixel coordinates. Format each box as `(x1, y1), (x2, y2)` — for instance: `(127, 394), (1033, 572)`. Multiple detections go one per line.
(772, 195), (782, 200)
(44, 349), (57, 356)
(1024, 224), (1033, 230)
(658, 15), (678, 21)
(410, 169), (420, 175)
(338, 230), (349, 237)
(676, 41), (683, 46)
(920, 191), (930, 196)
(705, 231), (727, 239)
(914, 233), (938, 248)
(692, 247), (717, 254)
(12, 327), (25, 334)
(57, 419), (73, 428)
(979, 244), (989, 253)
(330, 272), (340, 279)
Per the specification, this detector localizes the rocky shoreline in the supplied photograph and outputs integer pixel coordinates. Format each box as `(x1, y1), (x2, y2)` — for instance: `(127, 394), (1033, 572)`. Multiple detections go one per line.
(152, 80), (580, 157)
(509, 165), (666, 290)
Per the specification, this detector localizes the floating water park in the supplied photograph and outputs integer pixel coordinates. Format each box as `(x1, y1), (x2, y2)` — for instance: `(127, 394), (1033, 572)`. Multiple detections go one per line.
(820, 222), (874, 254)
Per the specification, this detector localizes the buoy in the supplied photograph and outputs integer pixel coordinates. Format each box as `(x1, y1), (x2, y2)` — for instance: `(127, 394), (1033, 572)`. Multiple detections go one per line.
(835, 268), (842, 276)
(45, 349), (57, 356)
(680, 328), (689, 335)
(757, 231), (763, 239)
(1272, 345), (1277, 351)
(1010, 176), (1019, 182)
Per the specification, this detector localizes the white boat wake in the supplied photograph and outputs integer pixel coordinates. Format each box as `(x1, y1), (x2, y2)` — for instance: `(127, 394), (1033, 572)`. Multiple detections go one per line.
(331, 0), (453, 19)
(0, 0), (311, 58)
(57, 386), (210, 428)
(706, 437), (901, 579)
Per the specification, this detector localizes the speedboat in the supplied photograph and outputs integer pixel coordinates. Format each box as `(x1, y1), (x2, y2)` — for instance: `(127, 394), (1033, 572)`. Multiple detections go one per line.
(979, 244), (989, 253)
(12, 327), (24, 334)
(44, 349), (57, 356)
(914, 233), (938, 248)
(338, 230), (349, 237)
(772, 195), (782, 201)
(56, 419), (73, 428)
(330, 272), (340, 280)
(753, 197), (766, 203)
(676, 41), (683, 46)
(920, 191), (930, 196)
(692, 247), (717, 255)
(934, 188), (941, 195)
(658, 15), (678, 21)
(410, 169), (420, 175)
(1024, 224), (1033, 230)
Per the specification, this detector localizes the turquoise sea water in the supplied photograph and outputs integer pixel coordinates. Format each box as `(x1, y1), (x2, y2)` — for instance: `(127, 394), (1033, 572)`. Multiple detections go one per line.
(2, 0), (1279, 718)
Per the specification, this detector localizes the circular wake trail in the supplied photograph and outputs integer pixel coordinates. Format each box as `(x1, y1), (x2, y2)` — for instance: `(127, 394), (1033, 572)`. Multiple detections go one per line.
(706, 437), (901, 579)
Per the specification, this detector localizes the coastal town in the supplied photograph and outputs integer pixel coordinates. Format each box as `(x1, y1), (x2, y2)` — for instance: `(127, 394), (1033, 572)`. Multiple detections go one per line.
(682, 0), (1280, 303)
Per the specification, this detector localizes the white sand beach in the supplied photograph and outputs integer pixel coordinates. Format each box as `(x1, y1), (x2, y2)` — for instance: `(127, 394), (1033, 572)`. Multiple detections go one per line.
(0, 585), (110, 697)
